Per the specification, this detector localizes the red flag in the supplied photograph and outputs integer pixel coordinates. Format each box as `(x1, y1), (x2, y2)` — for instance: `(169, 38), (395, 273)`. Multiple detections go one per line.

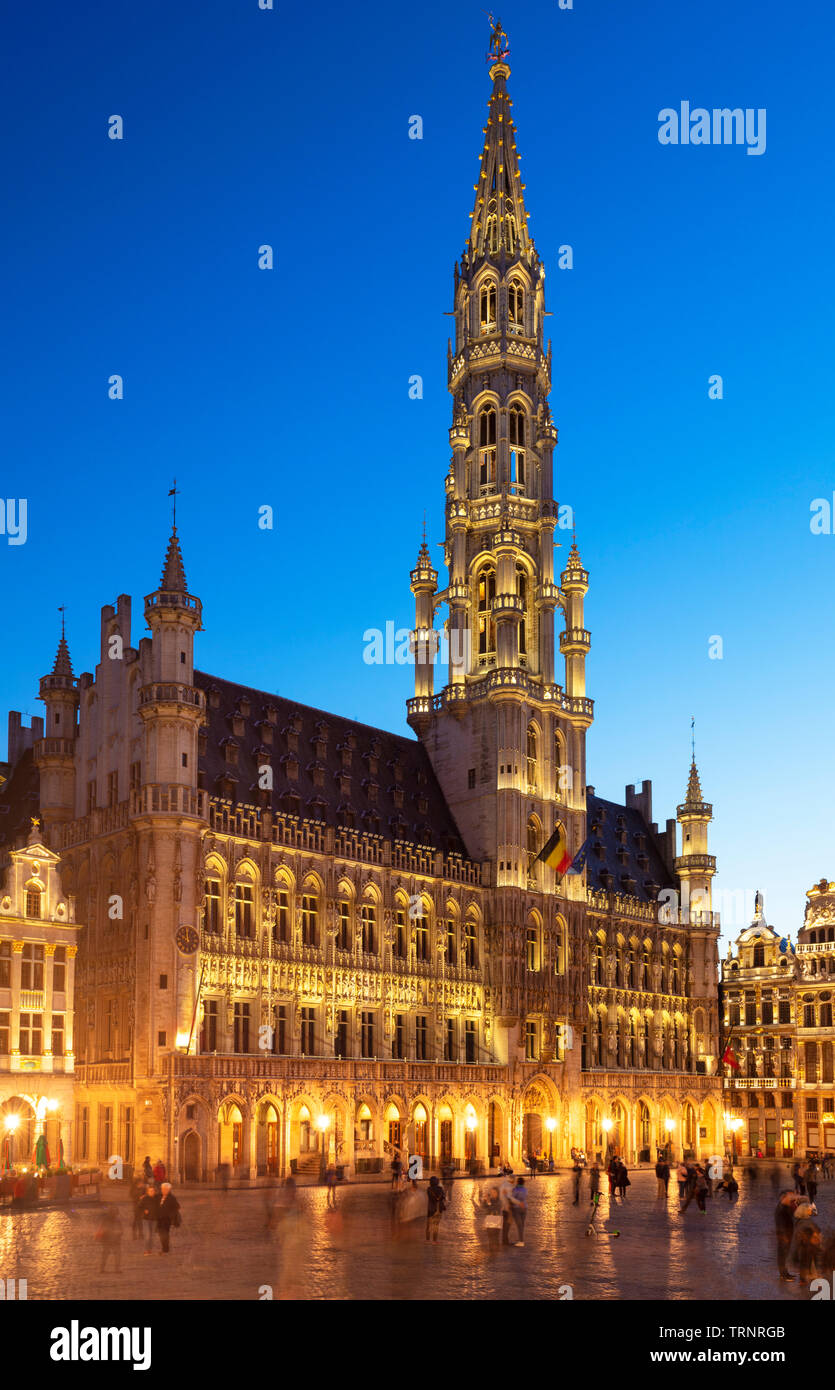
(722, 1043), (740, 1072)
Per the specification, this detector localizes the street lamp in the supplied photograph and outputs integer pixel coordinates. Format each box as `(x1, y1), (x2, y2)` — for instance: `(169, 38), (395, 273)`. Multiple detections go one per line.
(664, 1117), (675, 1162)
(546, 1116), (556, 1170)
(601, 1115), (613, 1162)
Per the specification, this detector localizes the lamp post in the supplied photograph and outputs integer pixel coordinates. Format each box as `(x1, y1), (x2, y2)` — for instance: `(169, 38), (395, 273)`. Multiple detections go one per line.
(466, 1112), (478, 1173)
(546, 1115), (556, 1170)
(317, 1112), (331, 1179)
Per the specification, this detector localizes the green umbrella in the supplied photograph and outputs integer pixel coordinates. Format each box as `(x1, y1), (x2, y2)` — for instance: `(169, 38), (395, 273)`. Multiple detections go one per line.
(35, 1133), (49, 1169)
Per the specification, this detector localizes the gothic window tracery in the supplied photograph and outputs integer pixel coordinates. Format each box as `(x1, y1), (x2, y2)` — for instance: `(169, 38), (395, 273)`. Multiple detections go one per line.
(478, 409), (497, 493)
(509, 405), (526, 494)
(507, 281), (525, 334)
(479, 282), (497, 333)
(476, 565), (496, 660)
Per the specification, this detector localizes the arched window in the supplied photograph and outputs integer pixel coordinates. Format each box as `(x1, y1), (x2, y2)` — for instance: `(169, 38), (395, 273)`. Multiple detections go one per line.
(526, 919), (540, 972)
(464, 915), (478, 969)
(478, 409), (497, 493)
(486, 215), (498, 253)
(360, 900), (377, 954)
(594, 940), (604, 985)
(526, 816), (540, 878)
(204, 875), (222, 935)
(301, 885), (319, 947)
(509, 406), (526, 494)
(234, 879), (255, 939)
(526, 723), (538, 790)
(414, 902), (430, 962)
(25, 886), (43, 919)
(480, 282), (497, 333)
(394, 899), (407, 959)
(476, 566), (496, 660)
(505, 212), (516, 254)
(516, 562), (529, 657)
(508, 281), (525, 334)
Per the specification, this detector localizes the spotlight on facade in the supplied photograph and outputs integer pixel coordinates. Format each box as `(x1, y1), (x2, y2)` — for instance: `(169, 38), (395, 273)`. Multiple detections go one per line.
(466, 1113), (478, 1131)
(317, 1114), (330, 1132)
(5, 1114), (19, 1132)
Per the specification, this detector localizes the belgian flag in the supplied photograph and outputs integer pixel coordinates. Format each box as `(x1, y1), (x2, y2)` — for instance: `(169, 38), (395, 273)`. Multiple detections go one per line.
(536, 823), (573, 877)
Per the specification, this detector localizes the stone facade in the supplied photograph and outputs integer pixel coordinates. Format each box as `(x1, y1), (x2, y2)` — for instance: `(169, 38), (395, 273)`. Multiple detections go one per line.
(721, 883), (835, 1161)
(0, 49), (724, 1181)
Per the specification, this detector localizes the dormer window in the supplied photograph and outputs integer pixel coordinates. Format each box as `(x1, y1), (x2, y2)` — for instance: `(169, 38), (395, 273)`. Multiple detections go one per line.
(230, 714), (245, 737)
(222, 739), (239, 767)
(26, 886), (43, 919)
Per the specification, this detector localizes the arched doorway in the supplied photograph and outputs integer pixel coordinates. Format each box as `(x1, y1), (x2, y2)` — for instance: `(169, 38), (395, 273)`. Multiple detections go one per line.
(701, 1100), (717, 1158)
(463, 1103), (478, 1164)
(438, 1104), (454, 1163)
(413, 1103), (429, 1169)
(488, 1099), (503, 1166)
(219, 1101), (244, 1172)
(384, 1103), (401, 1152)
(611, 1101), (628, 1159)
(256, 1101), (279, 1175)
(522, 1084), (547, 1161)
(584, 1100), (602, 1160)
(0, 1097), (36, 1168)
(637, 1101), (652, 1161)
(182, 1130), (201, 1182)
(683, 1101), (697, 1157)
(298, 1104), (313, 1153)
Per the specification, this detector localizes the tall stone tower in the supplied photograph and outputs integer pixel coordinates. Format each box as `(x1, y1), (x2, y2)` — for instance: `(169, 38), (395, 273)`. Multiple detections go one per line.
(408, 35), (592, 1072)
(35, 628), (79, 831)
(676, 759), (720, 1072)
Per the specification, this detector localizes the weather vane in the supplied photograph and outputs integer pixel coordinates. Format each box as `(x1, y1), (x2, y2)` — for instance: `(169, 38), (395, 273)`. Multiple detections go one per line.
(168, 478), (179, 529)
(486, 14), (510, 62)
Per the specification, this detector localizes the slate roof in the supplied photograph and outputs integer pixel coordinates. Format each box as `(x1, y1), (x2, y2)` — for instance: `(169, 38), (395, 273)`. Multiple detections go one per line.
(585, 793), (676, 903)
(0, 748), (40, 858)
(194, 671), (470, 856)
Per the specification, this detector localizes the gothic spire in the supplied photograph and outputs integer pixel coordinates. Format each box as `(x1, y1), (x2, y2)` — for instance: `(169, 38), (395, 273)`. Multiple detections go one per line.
(160, 526), (188, 593)
(684, 758), (703, 806)
(469, 38), (533, 262)
(51, 632), (74, 678)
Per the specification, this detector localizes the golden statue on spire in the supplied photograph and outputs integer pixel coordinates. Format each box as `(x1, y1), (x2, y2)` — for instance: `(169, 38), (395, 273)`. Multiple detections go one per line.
(487, 14), (510, 62)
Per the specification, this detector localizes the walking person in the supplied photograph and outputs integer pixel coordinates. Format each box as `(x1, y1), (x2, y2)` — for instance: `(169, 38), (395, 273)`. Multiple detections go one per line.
(131, 1178), (144, 1240)
(588, 1159), (601, 1205)
(390, 1151), (402, 1189)
(473, 1185), (502, 1254)
(527, 1149), (538, 1180)
(807, 1162), (819, 1206)
(499, 1171), (515, 1246)
(152, 1158), (166, 1188)
(157, 1182), (181, 1254)
(138, 1184), (160, 1256)
(325, 1164), (339, 1209)
(425, 1175), (446, 1243)
(607, 1158), (619, 1201)
(616, 1160), (631, 1201)
(655, 1157), (670, 1200)
(572, 1156), (585, 1206)
(775, 1191), (801, 1281)
(95, 1205), (123, 1273)
(510, 1177), (528, 1247)
(676, 1161), (688, 1203)
(142, 1155), (153, 1184)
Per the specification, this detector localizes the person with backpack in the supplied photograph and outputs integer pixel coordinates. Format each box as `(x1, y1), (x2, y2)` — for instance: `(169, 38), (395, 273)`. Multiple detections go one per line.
(655, 1157), (670, 1200)
(425, 1175), (446, 1243)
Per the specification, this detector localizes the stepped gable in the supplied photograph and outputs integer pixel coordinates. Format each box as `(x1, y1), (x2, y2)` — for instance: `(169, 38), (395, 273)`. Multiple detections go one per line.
(585, 792), (676, 903)
(194, 670), (470, 856)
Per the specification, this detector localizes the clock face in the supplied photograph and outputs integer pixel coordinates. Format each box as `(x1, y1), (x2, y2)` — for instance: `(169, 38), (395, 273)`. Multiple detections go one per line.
(175, 925), (200, 955)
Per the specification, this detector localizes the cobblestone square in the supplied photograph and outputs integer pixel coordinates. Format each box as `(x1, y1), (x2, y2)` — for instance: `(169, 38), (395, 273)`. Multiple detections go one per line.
(1, 1167), (831, 1302)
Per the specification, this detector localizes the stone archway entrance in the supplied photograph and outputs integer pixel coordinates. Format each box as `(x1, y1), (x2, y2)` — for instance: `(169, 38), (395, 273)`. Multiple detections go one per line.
(182, 1130), (201, 1182)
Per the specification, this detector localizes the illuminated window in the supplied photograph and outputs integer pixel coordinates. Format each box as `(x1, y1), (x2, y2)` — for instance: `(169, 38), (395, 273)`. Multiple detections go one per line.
(25, 887), (42, 919)
(477, 567), (496, 657)
(234, 882), (254, 938)
(414, 910), (430, 963)
(509, 406), (526, 493)
(516, 563), (529, 656)
(301, 891), (318, 947)
(479, 282), (497, 332)
(464, 916), (478, 969)
(478, 410), (497, 493)
(361, 902), (377, 954)
(526, 723), (537, 789)
(508, 281), (525, 334)
(337, 900), (351, 950)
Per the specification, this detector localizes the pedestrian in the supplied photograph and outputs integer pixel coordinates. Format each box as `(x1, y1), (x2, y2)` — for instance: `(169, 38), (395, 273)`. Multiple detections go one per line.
(792, 1160), (806, 1195)
(218, 1161), (231, 1194)
(694, 1167), (708, 1213)
(588, 1159), (601, 1203)
(527, 1149), (538, 1180)
(572, 1157), (585, 1206)
(474, 1185), (503, 1253)
(325, 1164), (339, 1209)
(607, 1158), (619, 1200)
(95, 1205), (123, 1273)
(131, 1178), (144, 1239)
(775, 1191), (801, 1281)
(807, 1162), (819, 1205)
(792, 1205), (821, 1286)
(390, 1151), (402, 1189)
(152, 1158), (166, 1187)
(676, 1161), (688, 1202)
(510, 1177), (528, 1246)
(617, 1161), (631, 1201)
(142, 1155), (153, 1183)
(499, 1171), (515, 1245)
(138, 1184), (160, 1256)
(823, 1153), (832, 1181)
(157, 1182), (181, 1254)
(655, 1157), (670, 1200)
(426, 1175), (446, 1243)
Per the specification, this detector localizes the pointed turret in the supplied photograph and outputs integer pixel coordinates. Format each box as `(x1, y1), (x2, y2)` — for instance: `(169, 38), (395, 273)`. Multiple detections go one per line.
(675, 755), (716, 922)
(35, 620), (80, 830)
(160, 526), (188, 595)
(407, 531), (439, 734)
(469, 49), (533, 263)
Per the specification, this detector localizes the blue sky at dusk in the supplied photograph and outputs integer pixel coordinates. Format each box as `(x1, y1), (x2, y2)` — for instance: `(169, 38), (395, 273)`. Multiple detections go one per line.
(3, 0), (835, 944)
